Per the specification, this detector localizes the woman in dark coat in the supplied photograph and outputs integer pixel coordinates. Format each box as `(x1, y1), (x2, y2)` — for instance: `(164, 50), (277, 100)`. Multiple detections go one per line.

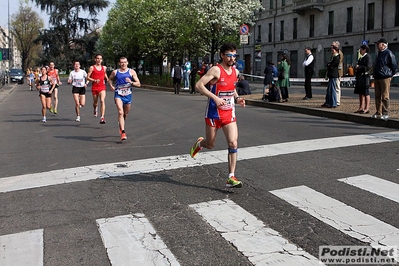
(354, 44), (373, 114)
(322, 46), (340, 108)
(277, 54), (291, 102)
(262, 61), (274, 101)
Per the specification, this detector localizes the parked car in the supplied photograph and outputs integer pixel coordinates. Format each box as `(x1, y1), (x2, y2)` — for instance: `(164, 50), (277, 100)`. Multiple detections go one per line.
(9, 68), (24, 84)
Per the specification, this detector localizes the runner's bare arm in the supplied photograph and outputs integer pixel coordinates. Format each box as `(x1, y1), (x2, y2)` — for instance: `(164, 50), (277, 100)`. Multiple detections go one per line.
(233, 69), (245, 108)
(56, 69), (62, 85)
(108, 70), (116, 91)
(195, 66), (225, 106)
(127, 69), (141, 87)
(103, 66), (109, 83)
(86, 66), (96, 83)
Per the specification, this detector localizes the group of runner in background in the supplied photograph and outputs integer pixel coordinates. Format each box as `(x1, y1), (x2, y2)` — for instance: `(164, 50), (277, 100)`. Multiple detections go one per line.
(25, 54), (141, 141)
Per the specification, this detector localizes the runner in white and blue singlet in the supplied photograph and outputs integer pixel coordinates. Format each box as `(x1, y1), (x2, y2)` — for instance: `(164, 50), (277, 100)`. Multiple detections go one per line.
(108, 57), (141, 141)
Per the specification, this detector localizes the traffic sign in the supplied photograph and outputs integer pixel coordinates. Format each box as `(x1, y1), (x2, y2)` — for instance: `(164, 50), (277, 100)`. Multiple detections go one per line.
(362, 40), (369, 45)
(240, 35), (248, 45)
(236, 60), (244, 71)
(239, 24), (249, 35)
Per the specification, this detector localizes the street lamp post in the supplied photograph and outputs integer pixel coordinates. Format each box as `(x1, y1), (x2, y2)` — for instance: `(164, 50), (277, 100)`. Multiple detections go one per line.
(7, 0), (10, 82)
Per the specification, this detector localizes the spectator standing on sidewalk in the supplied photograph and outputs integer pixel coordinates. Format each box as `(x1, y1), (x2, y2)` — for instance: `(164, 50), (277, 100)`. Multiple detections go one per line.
(183, 58), (191, 90)
(302, 47), (314, 100)
(322, 45), (340, 108)
(331, 41), (344, 105)
(190, 63), (197, 94)
(277, 53), (291, 102)
(372, 38), (398, 120)
(354, 44), (372, 114)
(171, 61), (183, 94)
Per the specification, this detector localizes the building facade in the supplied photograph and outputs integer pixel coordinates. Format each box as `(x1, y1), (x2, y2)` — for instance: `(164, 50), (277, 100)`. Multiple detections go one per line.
(241, 0), (399, 83)
(0, 26), (10, 72)
(0, 26), (22, 71)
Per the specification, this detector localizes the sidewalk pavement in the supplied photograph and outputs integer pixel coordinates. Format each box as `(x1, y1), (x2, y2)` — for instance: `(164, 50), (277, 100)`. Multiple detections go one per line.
(0, 82), (17, 103)
(143, 83), (399, 130)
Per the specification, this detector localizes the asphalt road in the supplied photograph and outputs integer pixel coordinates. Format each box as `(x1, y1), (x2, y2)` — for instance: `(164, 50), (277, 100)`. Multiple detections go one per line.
(0, 80), (398, 265)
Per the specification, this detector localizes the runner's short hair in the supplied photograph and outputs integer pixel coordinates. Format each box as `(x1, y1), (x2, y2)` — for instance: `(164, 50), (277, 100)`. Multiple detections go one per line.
(220, 43), (237, 55)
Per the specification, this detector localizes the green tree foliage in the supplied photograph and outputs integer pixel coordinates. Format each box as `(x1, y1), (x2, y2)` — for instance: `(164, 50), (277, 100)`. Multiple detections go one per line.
(11, 1), (44, 71)
(97, 0), (262, 70)
(98, 0), (176, 69)
(189, 0), (263, 63)
(31, 0), (109, 70)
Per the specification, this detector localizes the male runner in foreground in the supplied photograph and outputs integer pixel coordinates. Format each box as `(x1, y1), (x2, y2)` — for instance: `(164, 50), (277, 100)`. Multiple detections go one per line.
(190, 43), (245, 188)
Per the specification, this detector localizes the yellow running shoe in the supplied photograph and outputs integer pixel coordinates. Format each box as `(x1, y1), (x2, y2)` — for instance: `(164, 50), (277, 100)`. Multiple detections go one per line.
(190, 137), (204, 158)
(226, 176), (243, 188)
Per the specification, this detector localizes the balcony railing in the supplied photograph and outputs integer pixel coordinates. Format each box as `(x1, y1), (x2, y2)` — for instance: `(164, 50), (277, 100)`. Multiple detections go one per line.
(293, 0), (325, 6)
(293, 0), (325, 15)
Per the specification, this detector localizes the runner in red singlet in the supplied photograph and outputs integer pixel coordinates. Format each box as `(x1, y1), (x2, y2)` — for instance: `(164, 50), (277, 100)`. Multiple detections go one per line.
(87, 54), (109, 124)
(47, 62), (62, 114)
(189, 43), (245, 188)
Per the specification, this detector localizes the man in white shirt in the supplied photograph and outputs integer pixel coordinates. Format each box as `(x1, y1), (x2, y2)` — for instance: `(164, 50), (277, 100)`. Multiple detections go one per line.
(302, 47), (314, 100)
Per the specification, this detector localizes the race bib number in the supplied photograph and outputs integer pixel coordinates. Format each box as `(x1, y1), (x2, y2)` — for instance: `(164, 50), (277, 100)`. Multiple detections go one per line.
(41, 84), (50, 93)
(218, 91), (234, 110)
(117, 84), (132, 96)
(74, 78), (83, 87)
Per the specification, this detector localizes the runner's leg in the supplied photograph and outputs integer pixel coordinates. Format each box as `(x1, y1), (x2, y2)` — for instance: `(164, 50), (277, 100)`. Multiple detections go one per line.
(99, 90), (106, 118)
(222, 122), (238, 174)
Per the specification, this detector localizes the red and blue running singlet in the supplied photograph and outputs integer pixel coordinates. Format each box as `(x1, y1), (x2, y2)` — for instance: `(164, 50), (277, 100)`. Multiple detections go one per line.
(205, 64), (238, 121)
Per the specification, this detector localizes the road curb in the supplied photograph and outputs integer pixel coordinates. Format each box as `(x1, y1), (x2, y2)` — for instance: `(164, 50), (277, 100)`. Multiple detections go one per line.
(141, 84), (399, 130)
(245, 99), (399, 130)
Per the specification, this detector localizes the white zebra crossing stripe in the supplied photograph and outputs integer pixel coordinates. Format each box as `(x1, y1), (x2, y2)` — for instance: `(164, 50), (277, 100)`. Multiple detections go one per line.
(0, 131), (398, 193)
(96, 214), (180, 266)
(338, 175), (399, 204)
(189, 199), (322, 265)
(270, 186), (399, 250)
(0, 229), (43, 266)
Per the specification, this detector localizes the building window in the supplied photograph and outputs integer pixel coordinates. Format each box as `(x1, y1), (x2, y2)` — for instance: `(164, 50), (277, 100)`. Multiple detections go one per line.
(293, 18), (297, 39)
(328, 11), (334, 35)
(309, 15), (315, 37)
(396, 0), (399, 26)
(347, 7), (353, 33)
(257, 25), (261, 43)
(280, 21), (284, 41)
(268, 23), (272, 42)
(270, 0), (273, 9)
(282, 0), (285, 6)
(367, 3), (375, 30)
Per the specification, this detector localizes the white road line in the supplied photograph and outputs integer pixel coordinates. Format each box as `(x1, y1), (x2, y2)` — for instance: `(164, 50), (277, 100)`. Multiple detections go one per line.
(338, 174), (399, 204)
(0, 131), (398, 193)
(96, 214), (180, 266)
(270, 186), (399, 250)
(0, 229), (43, 266)
(189, 199), (322, 265)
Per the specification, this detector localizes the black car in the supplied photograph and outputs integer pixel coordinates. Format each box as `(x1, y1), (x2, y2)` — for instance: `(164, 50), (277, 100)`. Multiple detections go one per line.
(9, 68), (24, 84)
